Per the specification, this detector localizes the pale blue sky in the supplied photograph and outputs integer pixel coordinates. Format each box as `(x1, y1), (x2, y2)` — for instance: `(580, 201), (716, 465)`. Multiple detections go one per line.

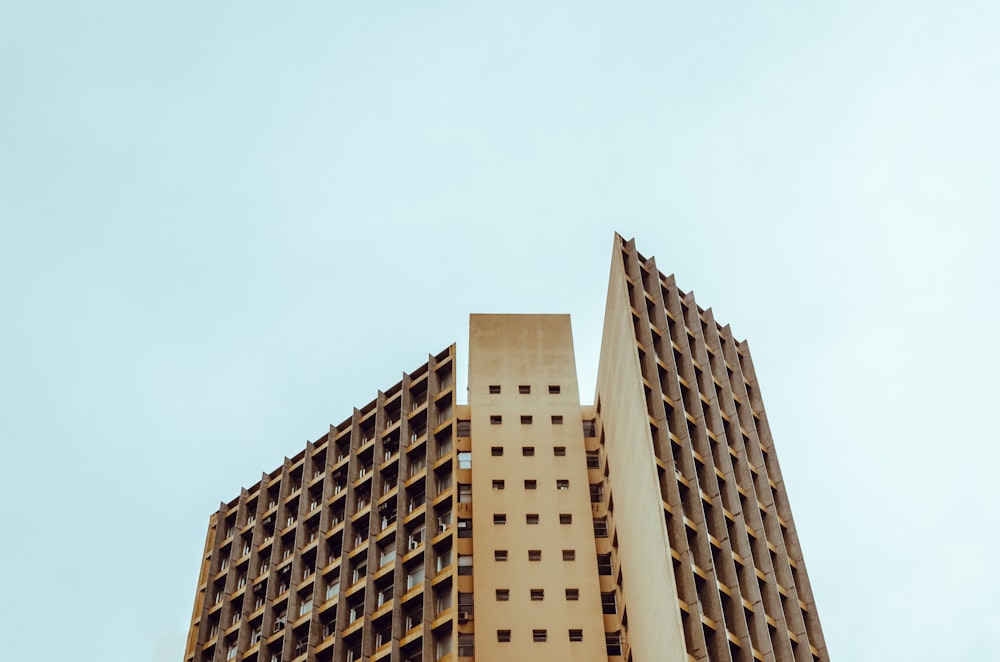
(1, 2), (998, 661)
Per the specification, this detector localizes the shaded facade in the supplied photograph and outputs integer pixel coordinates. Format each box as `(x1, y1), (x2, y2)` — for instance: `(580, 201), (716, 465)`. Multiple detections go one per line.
(183, 234), (828, 662)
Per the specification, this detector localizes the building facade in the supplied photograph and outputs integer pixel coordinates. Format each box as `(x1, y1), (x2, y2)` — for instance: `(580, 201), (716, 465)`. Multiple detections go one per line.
(184, 234), (829, 662)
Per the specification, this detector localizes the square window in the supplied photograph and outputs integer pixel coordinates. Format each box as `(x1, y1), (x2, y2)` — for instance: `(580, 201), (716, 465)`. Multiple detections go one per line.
(497, 629), (511, 642)
(494, 514), (507, 525)
(521, 415), (533, 424)
(495, 550), (508, 562)
(565, 589), (579, 601)
(492, 480), (505, 490)
(522, 447), (535, 457)
(526, 514), (539, 525)
(562, 549), (575, 561)
(490, 415), (502, 425)
(519, 385), (531, 394)
(557, 480), (569, 490)
(489, 385), (501, 394)
(491, 446), (503, 456)
(524, 479), (537, 490)
(530, 589), (544, 601)
(528, 550), (542, 561)
(569, 629), (583, 642)
(551, 415), (563, 425)
(496, 589), (510, 601)
(560, 513), (572, 524)
(554, 446), (566, 457)
(548, 385), (561, 394)
(458, 452), (472, 470)
(533, 629), (547, 643)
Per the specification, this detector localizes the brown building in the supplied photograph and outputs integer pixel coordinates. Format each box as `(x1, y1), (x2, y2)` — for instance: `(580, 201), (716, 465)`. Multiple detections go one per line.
(183, 234), (829, 662)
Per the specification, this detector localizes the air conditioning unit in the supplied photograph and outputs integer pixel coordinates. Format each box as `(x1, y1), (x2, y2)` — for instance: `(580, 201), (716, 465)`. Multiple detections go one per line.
(438, 518), (448, 533)
(273, 618), (286, 632)
(457, 611), (470, 623)
(408, 537), (420, 551)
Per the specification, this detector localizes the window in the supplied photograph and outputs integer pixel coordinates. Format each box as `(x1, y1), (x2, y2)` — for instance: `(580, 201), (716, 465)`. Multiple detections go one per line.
(590, 483), (604, 502)
(565, 588), (579, 601)
(557, 479), (569, 490)
(526, 514), (539, 525)
(458, 633), (475, 657)
(491, 446), (503, 456)
(521, 415), (533, 424)
(519, 385), (530, 394)
(602, 591), (617, 614)
(586, 450), (600, 468)
(560, 513), (572, 524)
(458, 518), (472, 538)
(493, 514), (507, 525)
(606, 631), (623, 656)
(549, 385), (561, 394)
(583, 420), (597, 437)
(458, 452), (471, 469)
(490, 416), (502, 425)
(551, 415), (563, 425)
(597, 554), (613, 575)
(562, 549), (576, 561)
(457, 555), (473, 575)
(492, 479), (505, 490)
(497, 629), (511, 642)
(524, 479), (537, 490)
(554, 446), (566, 456)
(594, 517), (609, 538)
(458, 483), (472, 503)
(494, 550), (508, 562)
(522, 446), (535, 457)
(533, 629), (548, 643)
(528, 550), (541, 561)
(489, 385), (501, 394)
(496, 589), (510, 601)
(569, 629), (584, 642)
(530, 589), (544, 601)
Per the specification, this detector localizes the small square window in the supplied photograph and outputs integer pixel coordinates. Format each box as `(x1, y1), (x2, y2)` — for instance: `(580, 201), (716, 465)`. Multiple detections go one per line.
(551, 415), (563, 425)
(560, 513), (572, 524)
(569, 629), (583, 642)
(548, 385), (560, 394)
(533, 629), (547, 643)
(526, 514), (539, 525)
(489, 385), (501, 394)
(495, 550), (508, 562)
(524, 479), (537, 490)
(530, 589), (544, 601)
(522, 447), (535, 457)
(528, 550), (542, 561)
(492, 480), (505, 490)
(562, 549), (575, 561)
(557, 480), (569, 490)
(521, 415), (533, 424)
(496, 589), (509, 601)
(491, 446), (503, 456)
(497, 629), (511, 642)
(490, 415), (502, 425)
(494, 514), (507, 525)
(554, 446), (566, 457)
(565, 588), (579, 601)
(519, 385), (531, 394)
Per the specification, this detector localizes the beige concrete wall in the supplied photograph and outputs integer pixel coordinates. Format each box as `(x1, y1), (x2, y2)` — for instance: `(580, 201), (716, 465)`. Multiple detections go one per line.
(594, 249), (688, 662)
(468, 314), (608, 662)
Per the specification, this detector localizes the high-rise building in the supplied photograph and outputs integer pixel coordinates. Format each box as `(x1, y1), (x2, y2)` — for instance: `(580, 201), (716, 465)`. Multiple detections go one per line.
(183, 234), (829, 662)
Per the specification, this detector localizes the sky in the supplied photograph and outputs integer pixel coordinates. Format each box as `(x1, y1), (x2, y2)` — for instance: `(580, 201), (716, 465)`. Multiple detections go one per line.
(1, 1), (998, 661)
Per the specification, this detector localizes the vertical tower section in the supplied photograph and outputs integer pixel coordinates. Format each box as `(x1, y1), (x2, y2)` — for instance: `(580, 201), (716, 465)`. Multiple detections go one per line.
(468, 315), (608, 662)
(595, 235), (829, 662)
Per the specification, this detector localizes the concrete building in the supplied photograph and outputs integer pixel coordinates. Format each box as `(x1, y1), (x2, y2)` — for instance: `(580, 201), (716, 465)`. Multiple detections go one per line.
(183, 234), (829, 662)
